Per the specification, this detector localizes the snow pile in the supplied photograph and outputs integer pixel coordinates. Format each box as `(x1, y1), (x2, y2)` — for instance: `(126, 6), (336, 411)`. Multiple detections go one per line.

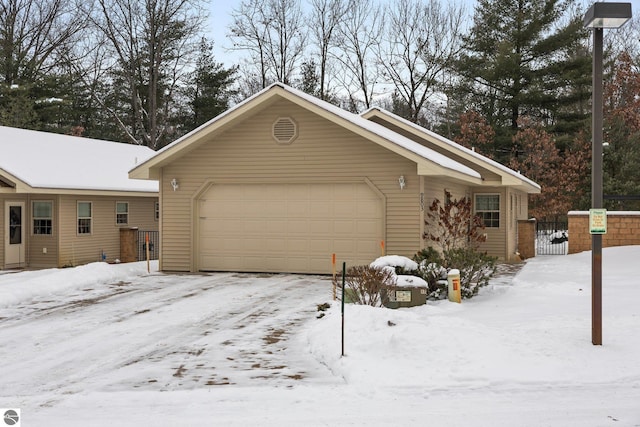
(309, 246), (640, 390)
(370, 255), (428, 288)
(0, 261), (158, 308)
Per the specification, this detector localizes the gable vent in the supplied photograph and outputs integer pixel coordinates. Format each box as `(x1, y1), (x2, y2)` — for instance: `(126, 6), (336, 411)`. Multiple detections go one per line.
(272, 117), (298, 144)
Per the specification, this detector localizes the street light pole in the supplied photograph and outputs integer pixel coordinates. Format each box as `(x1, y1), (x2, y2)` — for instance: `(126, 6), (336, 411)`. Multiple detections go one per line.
(591, 25), (603, 346)
(583, 2), (632, 346)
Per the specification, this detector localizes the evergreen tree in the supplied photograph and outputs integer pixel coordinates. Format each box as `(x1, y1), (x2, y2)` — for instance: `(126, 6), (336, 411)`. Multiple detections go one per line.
(184, 38), (238, 131)
(297, 58), (320, 97)
(455, 0), (589, 161)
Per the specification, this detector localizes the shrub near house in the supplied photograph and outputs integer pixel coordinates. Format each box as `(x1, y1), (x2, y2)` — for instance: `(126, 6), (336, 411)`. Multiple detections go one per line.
(338, 191), (497, 307)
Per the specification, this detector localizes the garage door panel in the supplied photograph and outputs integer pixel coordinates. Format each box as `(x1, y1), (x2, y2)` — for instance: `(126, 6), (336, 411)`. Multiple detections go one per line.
(267, 220), (287, 234)
(287, 219), (309, 234)
(333, 220), (356, 234)
(199, 183), (383, 274)
(357, 219), (381, 235)
(309, 239), (331, 252)
(309, 219), (332, 234)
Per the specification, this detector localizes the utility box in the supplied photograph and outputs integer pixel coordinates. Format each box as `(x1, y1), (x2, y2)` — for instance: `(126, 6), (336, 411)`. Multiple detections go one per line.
(382, 286), (428, 309)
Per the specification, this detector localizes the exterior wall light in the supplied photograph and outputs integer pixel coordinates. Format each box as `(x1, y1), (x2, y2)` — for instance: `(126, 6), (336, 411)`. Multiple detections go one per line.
(399, 175), (406, 190)
(170, 178), (179, 191)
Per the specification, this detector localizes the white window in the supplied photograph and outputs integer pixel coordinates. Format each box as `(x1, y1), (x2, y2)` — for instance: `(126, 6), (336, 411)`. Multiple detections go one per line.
(33, 201), (53, 235)
(77, 202), (92, 234)
(116, 202), (129, 225)
(154, 201), (159, 221)
(475, 194), (500, 228)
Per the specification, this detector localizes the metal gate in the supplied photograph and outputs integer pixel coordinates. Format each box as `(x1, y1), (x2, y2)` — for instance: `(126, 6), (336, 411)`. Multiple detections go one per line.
(137, 230), (159, 261)
(536, 222), (568, 255)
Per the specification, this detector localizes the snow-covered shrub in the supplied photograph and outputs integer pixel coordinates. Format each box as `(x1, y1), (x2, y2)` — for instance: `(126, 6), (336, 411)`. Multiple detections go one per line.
(410, 248), (448, 300)
(370, 255), (418, 275)
(412, 246), (497, 299)
(334, 265), (397, 307)
(443, 248), (497, 298)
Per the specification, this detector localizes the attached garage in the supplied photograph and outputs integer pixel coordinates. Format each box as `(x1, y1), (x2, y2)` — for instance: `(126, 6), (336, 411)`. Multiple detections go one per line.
(129, 83), (540, 273)
(197, 182), (384, 273)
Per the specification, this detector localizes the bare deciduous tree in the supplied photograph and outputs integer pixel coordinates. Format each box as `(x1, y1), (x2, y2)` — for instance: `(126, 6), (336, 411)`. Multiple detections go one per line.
(91, 0), (205, 149)
(230, 0), (307, 92)
(309, 0), (345, 101)
(333, 0), (382, 111)
(379, 0), (466, 124)
(0, 0), (86, 84)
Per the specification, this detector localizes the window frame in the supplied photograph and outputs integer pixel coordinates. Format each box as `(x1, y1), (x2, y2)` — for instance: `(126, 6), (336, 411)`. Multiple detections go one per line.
(475, 193), (501, 228)
(32, 200), (53, 236)
(116, 201), (129, 225)
(77, 201), (92, 235)
(154, 201), (159, 221)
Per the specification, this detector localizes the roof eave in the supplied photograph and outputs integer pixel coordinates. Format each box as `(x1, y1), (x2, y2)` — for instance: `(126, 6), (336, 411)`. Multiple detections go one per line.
(362, 108), (541, 192)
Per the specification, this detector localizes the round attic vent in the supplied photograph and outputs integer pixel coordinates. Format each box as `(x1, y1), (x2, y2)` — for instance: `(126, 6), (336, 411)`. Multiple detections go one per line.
(272, 117), (298, 144)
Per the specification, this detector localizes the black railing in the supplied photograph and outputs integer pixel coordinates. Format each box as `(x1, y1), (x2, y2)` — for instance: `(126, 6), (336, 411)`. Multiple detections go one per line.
(137, 230), (159, 261)
(536, 222), (568, 255)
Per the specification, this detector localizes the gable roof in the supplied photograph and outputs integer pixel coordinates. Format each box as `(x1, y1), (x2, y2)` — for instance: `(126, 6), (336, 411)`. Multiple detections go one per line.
(0, 126), (158, 196)
(361, 107), (540, 193)
(129, 83), (482, 185)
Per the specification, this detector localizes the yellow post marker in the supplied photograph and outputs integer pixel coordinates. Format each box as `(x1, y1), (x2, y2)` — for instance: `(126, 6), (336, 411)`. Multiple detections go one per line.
(447, 269), (461, 303)
(380, 241), (385, 257)
(332, 253), (337, 300)
(145, 232), (150, 273)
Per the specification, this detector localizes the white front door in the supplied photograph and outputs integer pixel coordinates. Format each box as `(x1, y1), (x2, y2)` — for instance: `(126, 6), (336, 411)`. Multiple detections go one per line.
(4, 201), (25, 267)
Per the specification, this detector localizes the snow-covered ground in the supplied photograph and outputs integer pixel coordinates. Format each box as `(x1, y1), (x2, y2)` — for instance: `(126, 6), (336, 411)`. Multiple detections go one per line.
(1, 248), (640, 426)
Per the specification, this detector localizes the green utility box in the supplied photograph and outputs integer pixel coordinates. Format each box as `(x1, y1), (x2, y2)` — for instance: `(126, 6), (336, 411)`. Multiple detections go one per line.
(382, 286), (428, 309)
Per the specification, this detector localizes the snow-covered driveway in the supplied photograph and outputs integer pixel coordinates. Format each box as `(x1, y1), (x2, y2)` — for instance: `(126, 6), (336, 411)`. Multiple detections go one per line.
(1, 271), (337, 408)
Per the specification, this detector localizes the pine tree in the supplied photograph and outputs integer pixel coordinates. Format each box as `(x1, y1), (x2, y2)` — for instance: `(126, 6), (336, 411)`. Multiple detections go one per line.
(455, 0), (589, 162)
(184, 38), (238, 131)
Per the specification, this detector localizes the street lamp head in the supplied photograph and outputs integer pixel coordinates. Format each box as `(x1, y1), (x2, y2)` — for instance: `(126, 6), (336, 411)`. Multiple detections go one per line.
(584, 2), (632, 29)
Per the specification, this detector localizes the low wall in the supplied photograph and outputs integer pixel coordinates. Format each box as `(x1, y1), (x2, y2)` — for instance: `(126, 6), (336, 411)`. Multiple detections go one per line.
(517, 219), (536, 259)
(568, 211), (640, 254)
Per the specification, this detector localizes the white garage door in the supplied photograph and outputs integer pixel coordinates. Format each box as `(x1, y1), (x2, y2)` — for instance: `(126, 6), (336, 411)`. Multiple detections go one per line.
(198, 182), (384, 274)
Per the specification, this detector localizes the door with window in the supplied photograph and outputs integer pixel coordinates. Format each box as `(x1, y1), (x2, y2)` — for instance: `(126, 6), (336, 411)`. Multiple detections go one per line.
(4, 201), (25, 267)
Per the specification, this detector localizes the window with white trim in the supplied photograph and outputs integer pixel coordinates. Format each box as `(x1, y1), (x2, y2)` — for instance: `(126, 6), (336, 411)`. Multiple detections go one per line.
(475, 194), (500, 228)
(116, 202), (129, 225)
(33, 201), (53, 235)
(77, 202), (92, 234)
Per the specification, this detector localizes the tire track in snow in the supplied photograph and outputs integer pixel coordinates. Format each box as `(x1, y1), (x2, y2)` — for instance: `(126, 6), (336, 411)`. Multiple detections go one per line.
(0, 273), (338, 409)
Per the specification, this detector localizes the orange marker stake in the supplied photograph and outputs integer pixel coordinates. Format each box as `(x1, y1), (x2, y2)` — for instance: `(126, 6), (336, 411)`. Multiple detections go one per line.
(332, 253), (337, 300)
(380, 241), (385, 257)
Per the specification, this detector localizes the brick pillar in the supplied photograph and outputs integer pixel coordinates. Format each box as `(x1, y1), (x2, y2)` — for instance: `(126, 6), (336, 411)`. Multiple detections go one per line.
(517, 219), (536, 259)
(119, 227), (139, 263)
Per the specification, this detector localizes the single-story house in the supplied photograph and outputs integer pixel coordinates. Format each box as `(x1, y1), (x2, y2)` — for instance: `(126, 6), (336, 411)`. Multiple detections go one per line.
(1, 126), (159, 269)
(129, 83), (540, 274)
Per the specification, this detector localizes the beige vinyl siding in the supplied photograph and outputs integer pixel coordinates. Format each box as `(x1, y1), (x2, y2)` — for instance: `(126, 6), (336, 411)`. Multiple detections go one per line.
(474, 187), (507, 259)
(28, 196), (59, 268)
(160, 99), (421, 272)
(58, 195), (158, 267)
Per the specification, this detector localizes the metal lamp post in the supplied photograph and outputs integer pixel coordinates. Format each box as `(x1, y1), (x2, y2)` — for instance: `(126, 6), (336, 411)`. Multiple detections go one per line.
(583, 2), (632, 346)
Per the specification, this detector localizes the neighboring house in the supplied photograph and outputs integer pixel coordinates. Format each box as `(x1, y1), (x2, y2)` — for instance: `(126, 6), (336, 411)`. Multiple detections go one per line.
(1, 126), (159, 269)
(130, 83), (539, 274)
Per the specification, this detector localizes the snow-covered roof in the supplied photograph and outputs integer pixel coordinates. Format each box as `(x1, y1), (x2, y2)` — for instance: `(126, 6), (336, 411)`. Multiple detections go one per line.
(0, 126), (158, 194)
(361, 107), (541, 192)
(131, 83), (482, 182)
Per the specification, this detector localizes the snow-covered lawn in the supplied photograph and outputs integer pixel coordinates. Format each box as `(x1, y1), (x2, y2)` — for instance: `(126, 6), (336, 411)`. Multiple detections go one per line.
(1, 248), (640, 426)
